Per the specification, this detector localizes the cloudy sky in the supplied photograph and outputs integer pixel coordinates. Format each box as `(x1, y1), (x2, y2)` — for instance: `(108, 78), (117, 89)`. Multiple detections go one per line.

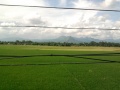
(0, 0), (120, 40)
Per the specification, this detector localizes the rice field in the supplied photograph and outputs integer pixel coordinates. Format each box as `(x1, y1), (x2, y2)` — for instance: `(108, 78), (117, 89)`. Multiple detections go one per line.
(0, 45), (120, 90)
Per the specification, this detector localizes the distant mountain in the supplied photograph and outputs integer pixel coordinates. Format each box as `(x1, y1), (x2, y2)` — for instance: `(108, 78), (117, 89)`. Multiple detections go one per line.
(50, 36), (120, 43)
(0, 37), (27, 41)
(1, 36), (120, 43)
(102, 39), (120, 43)
(53, 36), (77, 43)
(75, 37), (100, 43)
(51, 36), (101, 43)
(32, 36), (76, 43)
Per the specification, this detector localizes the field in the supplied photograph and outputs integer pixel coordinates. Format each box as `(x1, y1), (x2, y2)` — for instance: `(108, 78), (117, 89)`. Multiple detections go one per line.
(0, 45), (120, 90)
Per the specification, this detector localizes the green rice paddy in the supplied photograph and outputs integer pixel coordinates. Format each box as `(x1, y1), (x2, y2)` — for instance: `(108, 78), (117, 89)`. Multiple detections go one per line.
(0, 45), (120, 90)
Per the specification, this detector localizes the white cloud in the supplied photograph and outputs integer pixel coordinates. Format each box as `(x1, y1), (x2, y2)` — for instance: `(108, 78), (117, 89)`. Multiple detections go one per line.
(60, 0), (67, 6)
(0, 0), (46, 20)
(1, 22), (15, 26)
(0, 0), (120, 40)
(101, 0), (120, 9)
(73, 0), (96, 8)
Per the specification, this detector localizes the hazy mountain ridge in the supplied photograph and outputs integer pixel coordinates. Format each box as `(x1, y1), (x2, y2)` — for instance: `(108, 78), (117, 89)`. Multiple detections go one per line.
(0, 37), (26, 41)
(0, 36), (120, 43)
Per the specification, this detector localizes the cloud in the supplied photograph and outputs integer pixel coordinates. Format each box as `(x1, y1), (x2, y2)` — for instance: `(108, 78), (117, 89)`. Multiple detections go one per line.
(0, 0), (120, 40)
(101, 0), (120, 9)
(60, 0), (67, 6)
(0, 0), (46, 20)
(22, 13), (48, 25)
(0, 0), (45, 5)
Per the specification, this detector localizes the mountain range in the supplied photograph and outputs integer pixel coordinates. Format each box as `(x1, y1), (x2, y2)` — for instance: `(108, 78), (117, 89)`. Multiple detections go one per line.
(0, 36), (120, 43)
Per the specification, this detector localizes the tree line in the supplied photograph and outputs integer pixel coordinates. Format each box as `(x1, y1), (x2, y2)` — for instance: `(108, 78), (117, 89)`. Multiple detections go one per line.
(0, 40), (120, 47)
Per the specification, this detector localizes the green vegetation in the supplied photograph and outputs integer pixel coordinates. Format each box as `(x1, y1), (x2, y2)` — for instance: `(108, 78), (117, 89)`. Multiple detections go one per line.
(0, 45), (120, 90)
(0, 40), (120, 47)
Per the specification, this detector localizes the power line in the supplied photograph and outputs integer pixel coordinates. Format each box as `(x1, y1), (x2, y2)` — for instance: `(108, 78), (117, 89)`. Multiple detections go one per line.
(0, 4), (119, 31)
(0, 25), (120, 30)
(0, 3), (120, 12)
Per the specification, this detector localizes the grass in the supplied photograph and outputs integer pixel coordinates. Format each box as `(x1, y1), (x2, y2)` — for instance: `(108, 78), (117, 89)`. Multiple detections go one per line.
(0, 45), (120, 90)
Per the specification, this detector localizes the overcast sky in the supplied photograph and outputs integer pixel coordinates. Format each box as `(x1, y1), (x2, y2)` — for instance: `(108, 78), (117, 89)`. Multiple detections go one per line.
(0, 0), (120, 40)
